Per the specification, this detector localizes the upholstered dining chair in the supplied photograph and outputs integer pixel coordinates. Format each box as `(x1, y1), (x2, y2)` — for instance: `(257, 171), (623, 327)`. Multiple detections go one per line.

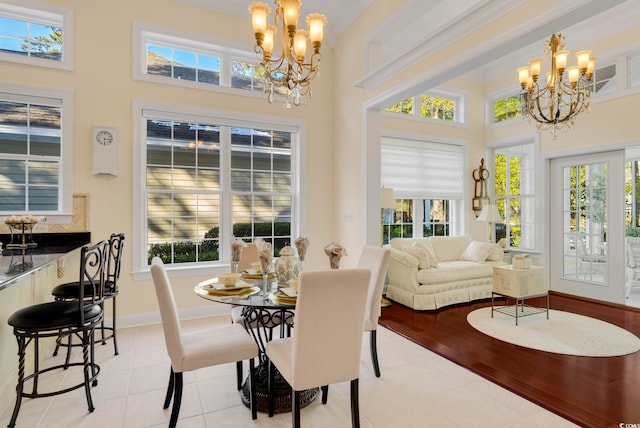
(52, 233), (125, 358)
(357, 245), (391, 377)
(150, 257), (259, 428)
(237, 242), (259, 272)
(266, 268), (371, 428)
(7, 240), (109, 428)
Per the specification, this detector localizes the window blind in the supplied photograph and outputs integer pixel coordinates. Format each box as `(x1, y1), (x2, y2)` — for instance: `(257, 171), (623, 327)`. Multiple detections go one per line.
(381, 136), (463, 200)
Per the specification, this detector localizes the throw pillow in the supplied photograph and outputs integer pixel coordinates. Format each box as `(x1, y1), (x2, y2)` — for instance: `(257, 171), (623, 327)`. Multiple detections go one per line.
(414, 241), (438, 267)
(401, 245), (430, 269)
(485, 243), (505, 261)
(459, 240), (493, 263)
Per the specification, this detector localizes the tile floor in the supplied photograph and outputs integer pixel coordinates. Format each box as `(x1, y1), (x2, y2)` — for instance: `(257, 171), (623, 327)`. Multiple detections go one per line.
(1, 316), (578, 427)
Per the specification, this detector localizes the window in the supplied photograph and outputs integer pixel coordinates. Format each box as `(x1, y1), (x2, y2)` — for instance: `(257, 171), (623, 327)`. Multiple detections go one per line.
(591, 62), (616, 95)
(384, 89), (465, 124)
(381, 136), (463, 243)
(138, 105), (298, 271)
(0, 1), (73, 70)
(493, 143), (536, 249)
(134, 24), (263, 96)
(491, 94), (523, 123)
(420, 94), (456, 121)
(146, 44), (221, 85)
(0, 84), (73, 217)
(629, 53), (640, 88)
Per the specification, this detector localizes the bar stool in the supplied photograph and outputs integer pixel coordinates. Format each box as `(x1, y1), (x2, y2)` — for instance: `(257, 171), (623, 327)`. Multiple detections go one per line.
(52, 233), (125, 359)
(6, 240), (109, 428)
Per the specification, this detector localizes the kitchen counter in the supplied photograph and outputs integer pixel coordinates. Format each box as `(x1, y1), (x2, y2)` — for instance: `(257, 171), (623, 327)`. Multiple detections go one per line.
(0, 232), (90, 291)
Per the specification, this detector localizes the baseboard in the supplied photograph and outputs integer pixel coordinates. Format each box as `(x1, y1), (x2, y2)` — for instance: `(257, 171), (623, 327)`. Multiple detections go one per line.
(117, 305), (230, 329)
(549, 290), (640, 313)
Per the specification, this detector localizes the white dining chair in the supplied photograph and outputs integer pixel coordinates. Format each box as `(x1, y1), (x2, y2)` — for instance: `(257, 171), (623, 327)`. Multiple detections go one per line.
(150, 257), (259, 427)
(266, 268), (370, 428)
(357, 245), (391, 377)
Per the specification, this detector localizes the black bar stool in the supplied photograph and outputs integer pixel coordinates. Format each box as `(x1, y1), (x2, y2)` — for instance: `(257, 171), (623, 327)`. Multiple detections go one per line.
(52, 233), (125, 359)
(6, 240), (109, 428)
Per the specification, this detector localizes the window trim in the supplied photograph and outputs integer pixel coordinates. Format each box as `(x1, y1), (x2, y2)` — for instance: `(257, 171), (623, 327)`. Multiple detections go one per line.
(486, 136), (540, 252)
(382, 87), (468, 128)
(0, 0), (74, 70)
(132, 22), (270, 101)
(131, 99), (306, 279)
(0, 81), (74, 222)
(485, 85), (526, 128)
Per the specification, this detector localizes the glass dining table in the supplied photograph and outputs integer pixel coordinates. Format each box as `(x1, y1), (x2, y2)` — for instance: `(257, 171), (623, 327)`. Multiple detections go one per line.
(194, 275), (318, 415)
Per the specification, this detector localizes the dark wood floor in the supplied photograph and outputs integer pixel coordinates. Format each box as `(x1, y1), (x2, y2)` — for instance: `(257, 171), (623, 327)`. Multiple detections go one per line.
(378, 293), (640, 428)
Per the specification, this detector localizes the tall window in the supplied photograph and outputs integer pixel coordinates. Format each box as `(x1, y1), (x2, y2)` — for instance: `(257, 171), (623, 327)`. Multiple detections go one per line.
(493, 143), (536, 249)
(381, 137), (463, 243)
(0, 90), (67, 214)
(142, 108), (296, 268)
(625, 158), (640, 232)
(0, 2), (72, 70)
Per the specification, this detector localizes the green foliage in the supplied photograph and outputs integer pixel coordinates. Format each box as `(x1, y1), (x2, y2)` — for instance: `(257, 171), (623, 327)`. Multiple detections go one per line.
(627, 227), (640, 237)
(493, 95), (523, 122)
(21, 26), (63, 54)
(148, 221), (292, 264)
(421, 94), (455, 121)
(385, 97), (413, 115)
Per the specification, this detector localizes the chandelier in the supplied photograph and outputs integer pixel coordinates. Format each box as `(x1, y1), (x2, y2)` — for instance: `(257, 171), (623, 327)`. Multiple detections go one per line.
(248, 1), (327, 107)
(517, 34), (595, 138)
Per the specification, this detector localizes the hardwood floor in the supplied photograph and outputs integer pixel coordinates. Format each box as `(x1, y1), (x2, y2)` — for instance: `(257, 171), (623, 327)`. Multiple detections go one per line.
(378, 293), (640, 428)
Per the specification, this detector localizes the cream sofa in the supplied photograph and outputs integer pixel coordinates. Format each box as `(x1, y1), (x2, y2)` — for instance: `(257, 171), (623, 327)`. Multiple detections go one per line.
(385, 235), (506, 310)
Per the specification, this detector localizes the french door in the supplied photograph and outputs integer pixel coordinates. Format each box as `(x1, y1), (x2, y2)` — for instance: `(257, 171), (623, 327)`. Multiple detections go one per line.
(549, 151), (625, 304)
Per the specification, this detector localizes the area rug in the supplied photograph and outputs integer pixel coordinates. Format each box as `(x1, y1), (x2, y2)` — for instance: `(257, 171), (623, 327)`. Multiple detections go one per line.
(467, 307), (640, 357)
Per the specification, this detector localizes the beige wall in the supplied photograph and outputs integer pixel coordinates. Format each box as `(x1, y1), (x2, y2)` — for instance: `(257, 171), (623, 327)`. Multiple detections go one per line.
(4, 0), (640, 321)
(2, 0), (336, 319)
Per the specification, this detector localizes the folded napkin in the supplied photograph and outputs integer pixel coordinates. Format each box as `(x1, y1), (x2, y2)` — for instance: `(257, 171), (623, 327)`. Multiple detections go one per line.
(255, 238), (273, 273)
(231, 236), (246, 262)
(324, 242), (347, 269)
(295, 236), (310, 262)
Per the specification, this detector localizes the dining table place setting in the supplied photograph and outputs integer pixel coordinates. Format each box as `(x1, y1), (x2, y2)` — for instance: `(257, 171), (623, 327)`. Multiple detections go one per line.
(196, 275), (261, 298)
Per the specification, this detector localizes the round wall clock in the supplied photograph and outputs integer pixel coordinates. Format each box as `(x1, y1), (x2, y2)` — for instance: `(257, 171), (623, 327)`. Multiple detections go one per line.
(96, 130), (114, 145)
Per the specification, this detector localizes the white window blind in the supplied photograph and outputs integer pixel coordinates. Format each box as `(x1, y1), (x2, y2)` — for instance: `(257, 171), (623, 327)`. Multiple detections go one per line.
(381, 137), (463, 200)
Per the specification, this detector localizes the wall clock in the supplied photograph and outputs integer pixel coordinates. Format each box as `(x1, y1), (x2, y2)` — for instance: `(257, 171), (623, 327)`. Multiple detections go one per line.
(92, 126), (117, 176)
(95, 129), (114, 146)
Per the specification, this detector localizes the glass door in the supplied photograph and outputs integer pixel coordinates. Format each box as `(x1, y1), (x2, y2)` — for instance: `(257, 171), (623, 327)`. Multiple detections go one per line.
(549, 151), (625, 304)
(562, 162), (607, 283)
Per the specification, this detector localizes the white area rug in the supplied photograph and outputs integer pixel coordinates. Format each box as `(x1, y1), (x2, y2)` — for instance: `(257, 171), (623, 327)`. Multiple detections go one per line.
(467, 307), (640, 357)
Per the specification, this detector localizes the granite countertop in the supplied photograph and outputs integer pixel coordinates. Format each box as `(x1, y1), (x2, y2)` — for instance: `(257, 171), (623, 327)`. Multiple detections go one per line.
(0, 232), (91, 290)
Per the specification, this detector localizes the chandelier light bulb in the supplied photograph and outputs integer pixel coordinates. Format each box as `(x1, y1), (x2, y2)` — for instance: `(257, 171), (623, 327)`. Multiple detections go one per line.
(528, 58), (542, 80)
(248, 2), (271, 43)
(576, 50), (591, 72)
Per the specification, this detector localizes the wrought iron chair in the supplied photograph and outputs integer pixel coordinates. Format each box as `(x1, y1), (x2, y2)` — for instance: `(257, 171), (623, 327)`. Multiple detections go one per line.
(52, 233), (125, 358)
(6, 240), (109, 428)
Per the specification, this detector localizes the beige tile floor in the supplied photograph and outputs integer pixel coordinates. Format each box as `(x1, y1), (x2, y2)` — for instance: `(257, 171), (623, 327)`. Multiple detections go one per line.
(1, 316), (578, 428)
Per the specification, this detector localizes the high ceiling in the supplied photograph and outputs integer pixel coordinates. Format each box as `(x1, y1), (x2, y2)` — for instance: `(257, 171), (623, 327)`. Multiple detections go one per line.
(179, 0), (640, 88)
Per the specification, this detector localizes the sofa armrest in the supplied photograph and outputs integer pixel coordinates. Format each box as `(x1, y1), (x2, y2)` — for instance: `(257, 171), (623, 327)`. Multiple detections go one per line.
(387, 248), (420, 292)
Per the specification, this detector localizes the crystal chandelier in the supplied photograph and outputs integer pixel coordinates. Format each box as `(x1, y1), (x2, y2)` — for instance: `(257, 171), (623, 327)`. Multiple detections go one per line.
(248, 1), (327, 108)
(517, 34), (595, 138)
